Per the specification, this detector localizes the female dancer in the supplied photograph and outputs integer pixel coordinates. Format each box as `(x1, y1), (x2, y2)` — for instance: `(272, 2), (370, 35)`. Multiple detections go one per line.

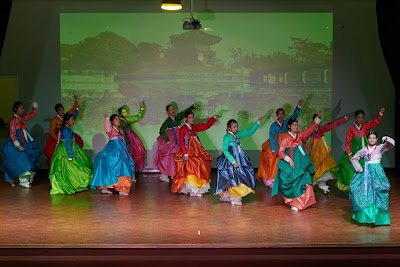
(350, 132), (395, 226)
(215, 116), (263, 205)
(118, 101), (145, 171)
(336, 108), (384, 192)
(271, 112), (321, 212)
(304, 113), (350, 194)
(49, 113), (92, 195)
(153, 103), (196, 182)
(43, 94), (84, 168)
(171, 110), (218, 196)
(2, 100), (41, 188)
(91, 114), (135, 195)
(257, 99), (303, 187)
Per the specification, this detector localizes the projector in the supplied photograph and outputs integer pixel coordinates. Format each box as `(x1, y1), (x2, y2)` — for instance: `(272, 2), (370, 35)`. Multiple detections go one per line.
(183, 18), (202, 30)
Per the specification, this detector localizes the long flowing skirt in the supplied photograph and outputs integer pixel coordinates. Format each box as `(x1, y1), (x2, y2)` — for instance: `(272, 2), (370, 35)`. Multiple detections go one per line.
(91, 139), (134, 194)
(125, 129), (145, 171)
(308, 137), (337, 184)
(49, 141), (92, 195)
(350, 163), (390, 225)
(257, 136), (282, 187)
(335, 137), (366, 192)
(215, 145), (257, 198)
(43, 128), (84, 168)
(171, 138), (211, 194)
(153, 128), (179, 177)
(1, 129), (41, 181)
(272, 146), (316, 211)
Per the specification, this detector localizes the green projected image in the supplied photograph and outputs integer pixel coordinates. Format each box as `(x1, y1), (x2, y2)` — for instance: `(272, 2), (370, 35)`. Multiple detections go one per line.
(60, 13), (333, 155)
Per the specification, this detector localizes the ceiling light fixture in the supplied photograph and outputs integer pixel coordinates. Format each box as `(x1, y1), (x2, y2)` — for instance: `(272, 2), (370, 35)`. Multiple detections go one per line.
(161, 0), (182, 11)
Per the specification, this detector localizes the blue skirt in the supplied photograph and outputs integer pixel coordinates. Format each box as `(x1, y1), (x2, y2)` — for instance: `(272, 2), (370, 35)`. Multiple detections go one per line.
(1, 129), (41, 181)
(90, 139), (135, 189)
(214, 145), (257, 195)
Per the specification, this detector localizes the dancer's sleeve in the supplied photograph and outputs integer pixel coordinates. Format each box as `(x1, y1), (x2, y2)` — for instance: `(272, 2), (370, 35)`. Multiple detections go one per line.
(222, 135), (236, 164)
(236, 122), (260, 139)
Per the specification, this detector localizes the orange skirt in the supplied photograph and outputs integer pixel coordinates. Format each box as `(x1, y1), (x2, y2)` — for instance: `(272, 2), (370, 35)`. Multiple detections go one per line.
(282, 184), (316, 211)
(171, 138), (212, 193)
(97, 176), (132, 194)
(257, 137), (282, 181)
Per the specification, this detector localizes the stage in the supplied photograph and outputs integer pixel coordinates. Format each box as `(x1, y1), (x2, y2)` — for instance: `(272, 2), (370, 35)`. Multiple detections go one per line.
(1, 169), (400, 265)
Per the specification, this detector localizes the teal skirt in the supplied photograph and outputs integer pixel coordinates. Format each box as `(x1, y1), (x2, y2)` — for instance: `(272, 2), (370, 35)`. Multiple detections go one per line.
(349, 162), (390, 225)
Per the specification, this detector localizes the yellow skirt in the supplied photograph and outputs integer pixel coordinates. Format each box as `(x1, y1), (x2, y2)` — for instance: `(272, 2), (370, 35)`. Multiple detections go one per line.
(307, 137), (337, 183)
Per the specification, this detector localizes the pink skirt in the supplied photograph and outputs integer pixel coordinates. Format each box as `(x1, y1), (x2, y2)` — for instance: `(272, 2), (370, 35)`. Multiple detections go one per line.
(126, 129), (145, 171)
(153, 128), (179, 177)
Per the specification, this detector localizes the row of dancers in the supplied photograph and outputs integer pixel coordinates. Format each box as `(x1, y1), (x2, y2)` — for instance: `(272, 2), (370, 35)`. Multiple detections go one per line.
(0, 96), (394, 227)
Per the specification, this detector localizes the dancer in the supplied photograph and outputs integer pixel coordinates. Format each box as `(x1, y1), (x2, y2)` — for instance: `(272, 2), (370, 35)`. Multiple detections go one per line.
(118, 102), (145, 171)
(49, 113), (92, 195)
(335, 108), (384, 192)
(271, 112), (321, 212)
(171, 111), (218, 196)
(257, 99), (304, 188)
(215, 116), (263, 206)
(153, 103), (196, 182)
(43, 94), (84, 168)
(350, 132), (395, 226)
(91, 114), (135, 195)
(1, 100), (41, 188)
(304, 113), (350, 194)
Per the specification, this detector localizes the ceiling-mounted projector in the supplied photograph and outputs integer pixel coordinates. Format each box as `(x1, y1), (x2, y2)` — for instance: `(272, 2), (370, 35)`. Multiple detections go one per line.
(183, 18), (202, 30)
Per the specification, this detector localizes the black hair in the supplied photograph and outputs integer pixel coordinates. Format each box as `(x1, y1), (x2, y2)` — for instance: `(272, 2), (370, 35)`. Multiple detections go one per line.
(226, 119), (238, 131)
(367, 131), (378, 139)
(185, 110), (194, 118)
(55, 103), (64, 112)
(118, 106), (126, 116)
(110, 114), (118, 126)
(355, 109), (365, 117)
(166, 104), (174, 111)
(62, 113), (74, 128)
(276, 108), (285, 115)
(12, 101), (23, 114)
(287, 118), (298, 129)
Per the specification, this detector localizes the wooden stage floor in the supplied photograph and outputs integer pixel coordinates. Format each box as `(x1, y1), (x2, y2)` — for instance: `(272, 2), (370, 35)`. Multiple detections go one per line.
(1, 169), (400, 265)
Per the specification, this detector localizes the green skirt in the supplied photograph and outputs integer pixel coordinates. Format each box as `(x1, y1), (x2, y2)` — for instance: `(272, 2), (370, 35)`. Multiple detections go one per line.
(49, 141), (93, 195)
(272, 145), (314, 199)
(335, 137), (366, 192)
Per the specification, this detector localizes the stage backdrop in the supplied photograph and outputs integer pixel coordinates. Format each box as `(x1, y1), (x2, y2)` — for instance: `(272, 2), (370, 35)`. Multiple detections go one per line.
(0, 0), (394, 169)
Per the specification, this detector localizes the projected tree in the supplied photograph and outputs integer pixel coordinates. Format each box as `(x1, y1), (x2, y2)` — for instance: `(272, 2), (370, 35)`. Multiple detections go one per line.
(61, 31), (137, 76)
